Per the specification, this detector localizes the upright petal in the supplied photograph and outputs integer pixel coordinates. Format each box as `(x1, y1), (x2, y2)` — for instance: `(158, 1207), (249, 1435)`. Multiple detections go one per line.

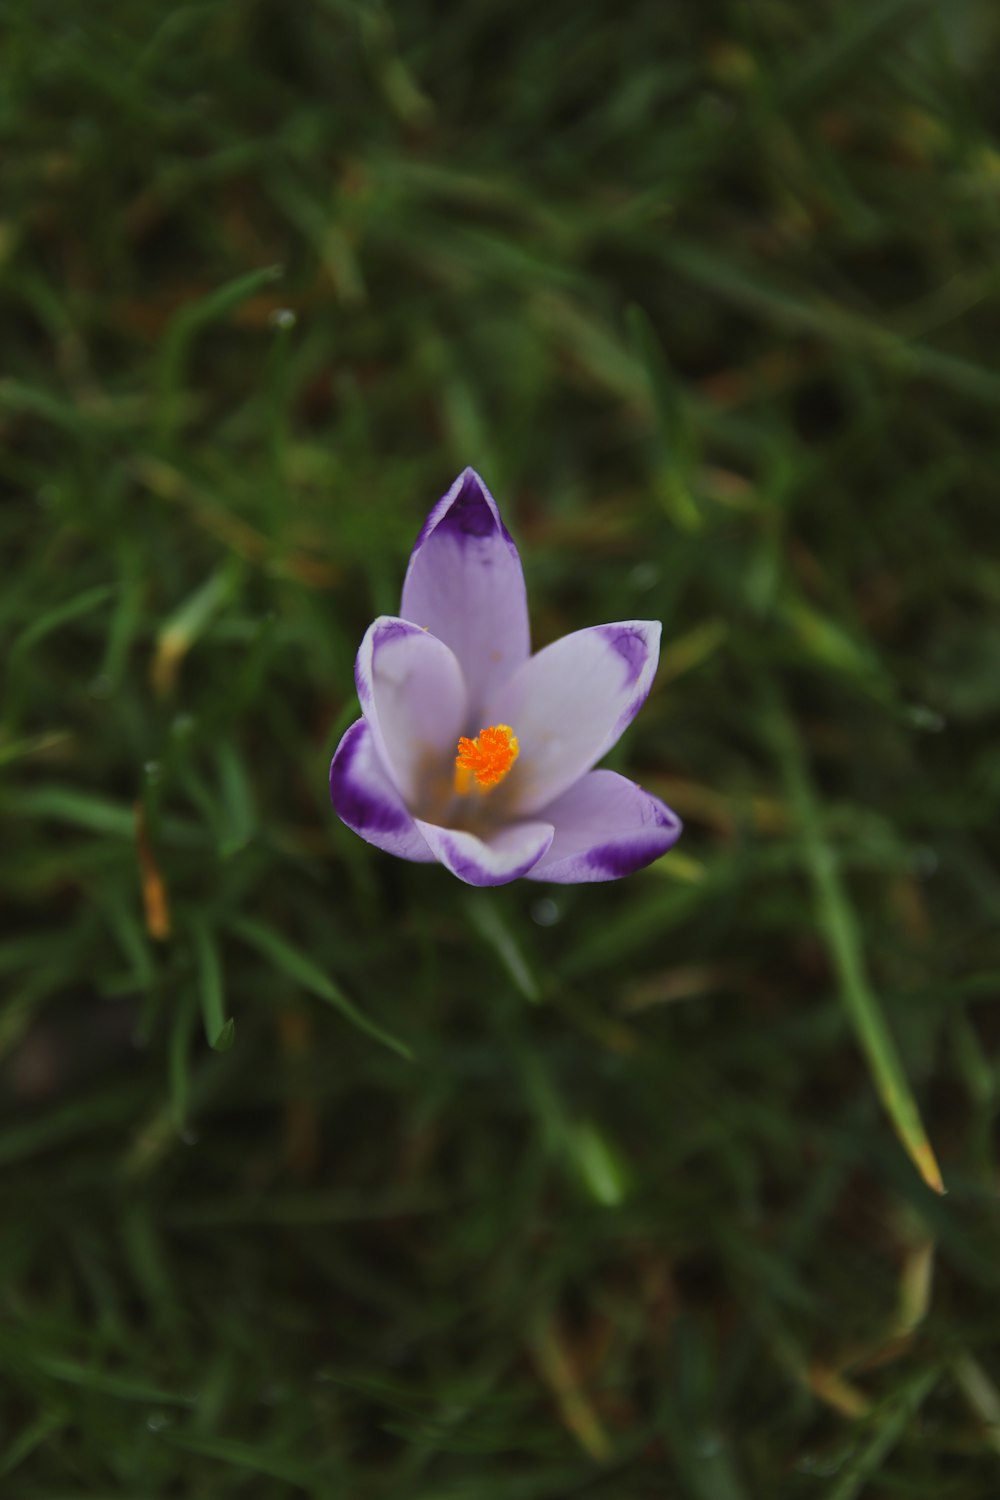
(329, 719), (435, 862)
(355, 616), (467, 806)
(526, 770), (681, 883)
(400, 469), (530, 712)
(485, 621), (661, 814)
(414, 817), (554, 887)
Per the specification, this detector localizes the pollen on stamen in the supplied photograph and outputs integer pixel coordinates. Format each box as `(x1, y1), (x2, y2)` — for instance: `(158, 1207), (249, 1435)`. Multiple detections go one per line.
(455, 724), (519, 791)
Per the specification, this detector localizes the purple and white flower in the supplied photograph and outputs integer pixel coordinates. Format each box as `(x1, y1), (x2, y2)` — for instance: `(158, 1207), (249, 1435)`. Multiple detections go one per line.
(329, 469), (682, 886)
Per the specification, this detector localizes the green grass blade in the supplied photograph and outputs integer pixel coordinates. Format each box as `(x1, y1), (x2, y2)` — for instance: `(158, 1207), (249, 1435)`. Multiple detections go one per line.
(192, 919), (234, 1052)
(824, 1369), (939, 1500)
(0, 1412), (65, 1479)
(11, 583), (115, 658)
(464, 892), (540, 1002)
(34, 1355), (196, 1407)
(769, 689), (944, 1193)
(153, 563), (240, 696)
(156, 263), (283, 440)
(161, 1431), (322, 1487)
(168, 989), (197, 1134)
(228, 916), (413, 1060)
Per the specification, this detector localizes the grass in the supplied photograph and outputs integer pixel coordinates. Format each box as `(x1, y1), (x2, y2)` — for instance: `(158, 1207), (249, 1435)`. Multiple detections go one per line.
(3, 0), (1000, 1494)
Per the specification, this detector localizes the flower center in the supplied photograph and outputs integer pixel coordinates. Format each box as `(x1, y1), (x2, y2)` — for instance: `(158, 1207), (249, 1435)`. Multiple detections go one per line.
(455, 724), (519, 792)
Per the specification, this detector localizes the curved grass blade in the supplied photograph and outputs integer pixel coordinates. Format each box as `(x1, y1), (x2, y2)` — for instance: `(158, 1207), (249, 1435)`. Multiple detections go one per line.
(464, 892), (539, 1002)
(228, 916), (413, 1061)
(10, 583), (115, 659)
(156, 263), (283, 442)
(768, 686), (944, 1193)
(192, 919), (234, 1052)
(823, 1368), (939, 1500)
(152, 562), (240, 697)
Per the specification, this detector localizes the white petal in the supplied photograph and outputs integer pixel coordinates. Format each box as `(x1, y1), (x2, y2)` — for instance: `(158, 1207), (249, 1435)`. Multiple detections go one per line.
(485, 621), (661, 814)
(355, 617), (467, 805)
(400, 469), (530, 715)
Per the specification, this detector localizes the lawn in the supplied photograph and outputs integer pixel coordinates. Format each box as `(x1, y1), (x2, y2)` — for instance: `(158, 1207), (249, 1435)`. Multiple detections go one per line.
(3, 1), (1000, 1495)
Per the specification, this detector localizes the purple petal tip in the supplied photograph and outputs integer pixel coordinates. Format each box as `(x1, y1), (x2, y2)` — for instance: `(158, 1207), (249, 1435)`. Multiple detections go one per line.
(582, 807), (682, 879)
(329, 722), (409, 836)
(443, 470), (496, 537)
(412, 469), (517, 553)
(602, 624), (658, 686)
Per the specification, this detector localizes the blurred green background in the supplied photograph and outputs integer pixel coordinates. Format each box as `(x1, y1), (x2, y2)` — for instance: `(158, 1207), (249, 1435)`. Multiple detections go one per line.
(4, 0), (1000, 1494)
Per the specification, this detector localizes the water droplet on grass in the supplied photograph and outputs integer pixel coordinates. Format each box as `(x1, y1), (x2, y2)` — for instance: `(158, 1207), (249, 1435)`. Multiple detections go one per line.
(630, 562), (660, 590)
(906, 704), (945, 732)
(797, 1450), (844, 1476)
(531, 897), (560, 926)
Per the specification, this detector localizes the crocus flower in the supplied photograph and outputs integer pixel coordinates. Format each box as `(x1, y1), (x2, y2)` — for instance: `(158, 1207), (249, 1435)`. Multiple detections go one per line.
(329, 469), (682, 886)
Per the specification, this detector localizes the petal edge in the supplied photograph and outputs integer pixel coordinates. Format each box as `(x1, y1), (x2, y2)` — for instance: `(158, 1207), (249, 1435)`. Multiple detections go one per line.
(400, 470), (530, 712)
(487, 621), (662, 814)
(414, 817), (554, 886)
(330, 719), (435, 862)
(526, 769), (681, 883)
(355, 616), (467, 805)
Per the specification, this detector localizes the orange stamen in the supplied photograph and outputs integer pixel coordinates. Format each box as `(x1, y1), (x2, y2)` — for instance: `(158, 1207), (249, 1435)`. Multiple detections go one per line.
(455, 724), (519, 791)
